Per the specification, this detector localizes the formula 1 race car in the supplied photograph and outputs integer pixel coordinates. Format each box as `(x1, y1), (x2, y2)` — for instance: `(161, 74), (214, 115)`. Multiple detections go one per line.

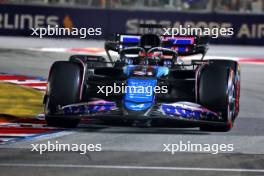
(44, 25), (240, 132)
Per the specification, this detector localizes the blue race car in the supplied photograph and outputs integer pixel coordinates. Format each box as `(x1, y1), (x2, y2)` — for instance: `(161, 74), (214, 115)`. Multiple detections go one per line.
(44, 29), (240, 132)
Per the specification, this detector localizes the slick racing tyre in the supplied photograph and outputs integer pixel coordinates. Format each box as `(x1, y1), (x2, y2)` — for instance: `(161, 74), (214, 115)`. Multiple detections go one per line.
(208, 60), (240, 117)
(44, 61), (82, 128)
(198, 61), (239, 132)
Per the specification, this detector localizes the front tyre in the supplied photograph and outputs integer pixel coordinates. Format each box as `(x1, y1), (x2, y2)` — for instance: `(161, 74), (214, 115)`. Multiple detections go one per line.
(199, 63), (237, 132)
(44, 61), (82, 128)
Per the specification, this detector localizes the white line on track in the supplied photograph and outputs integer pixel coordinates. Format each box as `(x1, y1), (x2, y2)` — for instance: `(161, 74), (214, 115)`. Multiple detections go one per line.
(0, 163), (264, 173)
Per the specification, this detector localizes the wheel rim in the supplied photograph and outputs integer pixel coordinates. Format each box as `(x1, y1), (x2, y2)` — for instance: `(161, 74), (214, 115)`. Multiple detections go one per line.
(227, 80), (236, 124)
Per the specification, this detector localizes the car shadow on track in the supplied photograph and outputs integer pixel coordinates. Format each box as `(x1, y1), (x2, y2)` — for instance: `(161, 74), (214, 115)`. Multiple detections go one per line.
(73, 124), (210, 135)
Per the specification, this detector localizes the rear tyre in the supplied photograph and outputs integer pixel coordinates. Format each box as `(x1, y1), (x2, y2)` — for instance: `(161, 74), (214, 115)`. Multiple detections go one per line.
(44, 61), (82, 128)
(199, 62), (237, 132)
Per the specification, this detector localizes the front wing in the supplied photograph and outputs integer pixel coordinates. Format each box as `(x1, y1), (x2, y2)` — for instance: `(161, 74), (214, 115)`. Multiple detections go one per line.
(48, 100), (226, 127)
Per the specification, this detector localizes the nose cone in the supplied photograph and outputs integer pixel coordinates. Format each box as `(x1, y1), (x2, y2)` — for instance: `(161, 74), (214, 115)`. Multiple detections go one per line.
(123, 78), (156, 114)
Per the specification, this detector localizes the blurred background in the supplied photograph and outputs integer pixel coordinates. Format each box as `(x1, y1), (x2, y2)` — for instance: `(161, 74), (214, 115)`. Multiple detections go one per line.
(1, 0), (263, 13)
(0, 0), (263, 45)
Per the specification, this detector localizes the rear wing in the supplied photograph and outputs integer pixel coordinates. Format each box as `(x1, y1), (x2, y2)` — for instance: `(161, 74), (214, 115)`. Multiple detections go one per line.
(105, 34), (209, 61)
(161, 35), (209, 57)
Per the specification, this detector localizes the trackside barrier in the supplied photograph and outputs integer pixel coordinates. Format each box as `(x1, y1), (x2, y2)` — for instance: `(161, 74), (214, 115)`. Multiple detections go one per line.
(0, 4), (264, 45)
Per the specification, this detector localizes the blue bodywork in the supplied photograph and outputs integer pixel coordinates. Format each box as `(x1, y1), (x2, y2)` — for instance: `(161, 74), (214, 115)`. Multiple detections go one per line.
(123, 65), (169, 78)
(124, 78), (157, 111)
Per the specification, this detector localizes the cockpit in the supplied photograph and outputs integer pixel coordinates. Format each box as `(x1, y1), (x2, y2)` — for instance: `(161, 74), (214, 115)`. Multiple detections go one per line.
(120, 46), (178, 68)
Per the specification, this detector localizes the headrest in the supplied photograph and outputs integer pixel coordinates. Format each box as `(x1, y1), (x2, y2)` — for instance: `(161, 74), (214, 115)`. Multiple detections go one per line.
(140, 34), (161, 51)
